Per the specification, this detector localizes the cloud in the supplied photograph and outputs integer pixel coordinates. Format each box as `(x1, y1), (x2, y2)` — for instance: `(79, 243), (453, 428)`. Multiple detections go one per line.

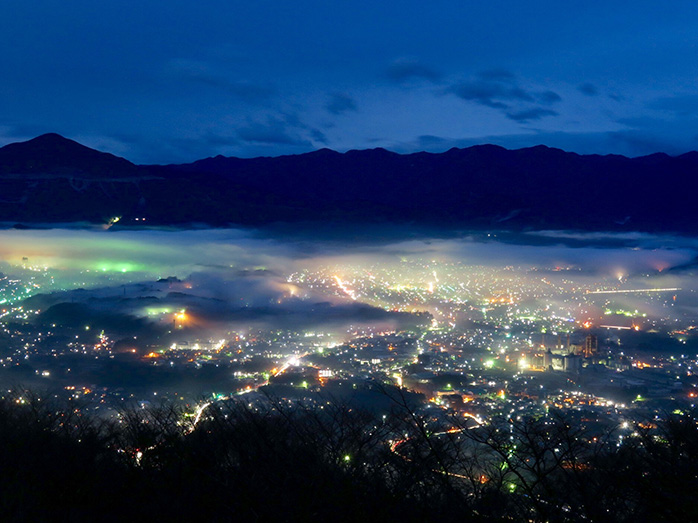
(168, 59), (275, 102)
(325, 93), (358, 115)
(8, 226), (698, 346)
(387, 58), (442, 83)
(448, 79), (530, 109)
(309, 128), (328, 144)
(578, 83), (598, 96)
(506, 108), (558, 122)
(27, 268), (428, 336)
(447, 70), (561, 119)
(537, 90), (562, 103)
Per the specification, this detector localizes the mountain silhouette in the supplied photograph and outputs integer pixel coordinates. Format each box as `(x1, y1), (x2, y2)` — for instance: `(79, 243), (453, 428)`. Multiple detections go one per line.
(0, 133), (141, 177)
(1, 133), (697, 232)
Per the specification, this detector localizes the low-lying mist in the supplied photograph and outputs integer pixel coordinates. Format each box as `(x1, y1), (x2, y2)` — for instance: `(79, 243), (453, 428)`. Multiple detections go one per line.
(2, 225), (698, 338)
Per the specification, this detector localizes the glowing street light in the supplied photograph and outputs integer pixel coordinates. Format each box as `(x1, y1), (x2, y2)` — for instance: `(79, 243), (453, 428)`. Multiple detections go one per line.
(174, 309), (187, 329)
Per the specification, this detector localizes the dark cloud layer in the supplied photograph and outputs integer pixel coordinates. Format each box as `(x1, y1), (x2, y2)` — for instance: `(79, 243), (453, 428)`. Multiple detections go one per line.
(506, 107), (559, 122)
(578, 83), (598, 96)
(448, 78), (530, 109)
(447, 71), (560, 122)
(326, 93), (358, 115)
(538, 91), (562, 104)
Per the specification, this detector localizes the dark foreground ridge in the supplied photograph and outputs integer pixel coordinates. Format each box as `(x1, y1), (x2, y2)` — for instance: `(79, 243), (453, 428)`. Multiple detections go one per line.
(1, 133), (697, 232)
(2, 388), (697, 522)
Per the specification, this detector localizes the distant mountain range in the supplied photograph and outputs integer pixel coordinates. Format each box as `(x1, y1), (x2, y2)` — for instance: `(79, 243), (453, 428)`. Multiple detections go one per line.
(1, 133), (697, 233)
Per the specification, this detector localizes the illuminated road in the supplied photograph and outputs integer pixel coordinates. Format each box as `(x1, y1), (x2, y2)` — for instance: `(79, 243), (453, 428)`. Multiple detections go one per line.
(389, 412), (485, 480)
(192, 401), (212, 428)
(587, 287), (680, 294)
(188, 350), (312, 433)
(333, 275), (358, 300)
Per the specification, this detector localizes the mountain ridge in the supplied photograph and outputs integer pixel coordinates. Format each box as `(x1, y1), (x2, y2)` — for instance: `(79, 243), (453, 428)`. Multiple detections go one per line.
(1, 133), (697, 233)
(0, 133), (142, 178)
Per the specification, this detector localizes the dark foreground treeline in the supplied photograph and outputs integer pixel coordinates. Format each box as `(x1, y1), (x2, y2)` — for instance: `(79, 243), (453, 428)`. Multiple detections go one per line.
(1, 389), (697, 523)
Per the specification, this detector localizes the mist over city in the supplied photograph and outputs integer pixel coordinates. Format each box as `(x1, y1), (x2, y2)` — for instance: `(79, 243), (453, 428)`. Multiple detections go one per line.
(3, 2), (698, 521)
(3, 223), (698, 409)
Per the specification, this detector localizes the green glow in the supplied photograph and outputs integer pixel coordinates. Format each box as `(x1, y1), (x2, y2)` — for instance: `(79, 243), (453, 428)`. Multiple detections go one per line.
(604, 309), (642, 317)
(94, 261), (143, 273)
(145, 306), (174, 316)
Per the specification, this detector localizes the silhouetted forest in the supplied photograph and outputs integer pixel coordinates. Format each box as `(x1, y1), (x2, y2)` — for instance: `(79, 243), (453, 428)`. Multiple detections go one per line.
(1, 388), (696, 522)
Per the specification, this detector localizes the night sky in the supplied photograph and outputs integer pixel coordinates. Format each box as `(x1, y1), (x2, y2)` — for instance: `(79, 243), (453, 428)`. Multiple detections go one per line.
(2, 1), (697, 163)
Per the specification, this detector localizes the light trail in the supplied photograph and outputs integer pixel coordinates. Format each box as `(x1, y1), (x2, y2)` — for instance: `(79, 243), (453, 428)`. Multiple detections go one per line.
(333, 275), (358, 300)
(188, 350), (310, 433)
(191, 401), (212, 429)
(587, 288), (680, 295)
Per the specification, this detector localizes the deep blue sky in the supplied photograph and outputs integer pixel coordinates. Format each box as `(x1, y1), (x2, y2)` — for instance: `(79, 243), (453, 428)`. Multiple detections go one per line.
(1, 1), (697, 163)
